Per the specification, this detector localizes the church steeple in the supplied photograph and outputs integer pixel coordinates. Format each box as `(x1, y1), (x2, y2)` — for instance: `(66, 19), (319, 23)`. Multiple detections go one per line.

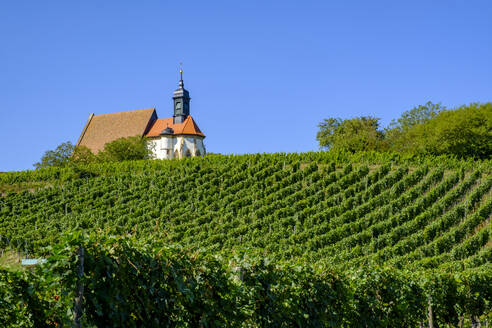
(173, 68), (190, 124)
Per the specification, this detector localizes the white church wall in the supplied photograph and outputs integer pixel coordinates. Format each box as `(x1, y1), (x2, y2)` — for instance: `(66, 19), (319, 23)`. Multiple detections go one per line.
(146, 139), (157, 158)
(147, 137), (175, 160)
(147, 136), (205, 160)
(195, 138), (206, 156)
(174, 136), (206, 158)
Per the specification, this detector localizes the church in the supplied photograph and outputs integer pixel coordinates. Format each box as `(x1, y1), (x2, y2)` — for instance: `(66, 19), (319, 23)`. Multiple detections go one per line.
(76, 71), (206, 159)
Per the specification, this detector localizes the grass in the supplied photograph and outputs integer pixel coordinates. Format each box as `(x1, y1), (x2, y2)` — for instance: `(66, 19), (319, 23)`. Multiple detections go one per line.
(0, 249), (23, 271)
(0, 181), (52, 195)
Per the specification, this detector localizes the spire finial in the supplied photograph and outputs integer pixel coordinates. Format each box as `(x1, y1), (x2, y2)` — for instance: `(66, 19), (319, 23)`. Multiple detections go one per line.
(178, 62), (184, 88)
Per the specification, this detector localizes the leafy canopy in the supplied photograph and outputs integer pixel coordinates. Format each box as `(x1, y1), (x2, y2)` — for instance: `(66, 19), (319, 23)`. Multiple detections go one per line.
(70, 145), (97, 165)
(388, 101), (446, 132)
(384, 101), (447, 154)
(316, 116), (386, 152)
(34, 142), (74, 169)
(34, 136), (153, 169)
(317, 102), (492, 159)
(409, 103), (492, 159)
(97, 136), (153, 162)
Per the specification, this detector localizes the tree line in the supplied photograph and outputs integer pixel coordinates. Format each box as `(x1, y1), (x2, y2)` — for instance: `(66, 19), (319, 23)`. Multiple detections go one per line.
(34, 136), (151, 169)
(316, 102), (492, 159)
(34, 101), (491, 170)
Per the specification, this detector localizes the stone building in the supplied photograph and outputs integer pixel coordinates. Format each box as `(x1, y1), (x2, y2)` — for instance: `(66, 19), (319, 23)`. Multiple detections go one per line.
(76, 72), (206, 159)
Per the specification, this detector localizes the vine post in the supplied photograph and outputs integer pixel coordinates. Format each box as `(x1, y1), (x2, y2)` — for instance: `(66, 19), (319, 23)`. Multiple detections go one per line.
(73, 246), (85, 328)
(428, 296), (434, 328)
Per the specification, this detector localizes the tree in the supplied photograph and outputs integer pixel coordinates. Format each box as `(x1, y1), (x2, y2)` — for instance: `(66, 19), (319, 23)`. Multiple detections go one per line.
(316, 118), (343, 150)
(420, 103), (492, 159)
(34, 141), (74, 169)
(316, 116), (386, 152)
(386, 101), (446, 153)
(35, 137), (153, 169)
(385, 102), (491, 158)
(318, 102), (491, 159)
(389, 101), (446, 131)
(70, 145), (97, 165)
(97, 136), (152, 162)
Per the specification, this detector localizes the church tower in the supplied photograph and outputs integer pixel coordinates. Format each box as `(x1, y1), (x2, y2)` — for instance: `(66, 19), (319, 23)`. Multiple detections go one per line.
(173, 69), (191, 124)
(144, 68), (206, 159)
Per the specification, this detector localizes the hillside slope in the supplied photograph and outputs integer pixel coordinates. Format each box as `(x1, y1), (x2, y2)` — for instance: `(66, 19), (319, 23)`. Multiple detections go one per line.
(0, 152), (490, 272)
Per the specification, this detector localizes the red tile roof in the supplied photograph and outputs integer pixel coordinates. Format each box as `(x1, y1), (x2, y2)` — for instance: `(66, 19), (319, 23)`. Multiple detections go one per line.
(145, 115), (205, 138)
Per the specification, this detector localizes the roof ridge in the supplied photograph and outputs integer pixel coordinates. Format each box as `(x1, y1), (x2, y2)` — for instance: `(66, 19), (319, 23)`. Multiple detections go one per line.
(94, 108), (155, 116)
(187, 116), (202, 133)
(182, 115), (192, 129)
(76, 113), (95, 147)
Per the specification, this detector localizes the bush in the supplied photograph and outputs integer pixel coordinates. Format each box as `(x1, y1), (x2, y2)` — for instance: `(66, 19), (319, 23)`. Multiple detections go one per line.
(70, 145), (97, 165)
(97, 136), (153, 162)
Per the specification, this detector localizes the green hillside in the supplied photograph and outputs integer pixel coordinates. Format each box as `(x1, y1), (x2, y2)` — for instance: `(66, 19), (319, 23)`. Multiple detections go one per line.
(1, 151), (492, 326)
(1, 152), (490, 271)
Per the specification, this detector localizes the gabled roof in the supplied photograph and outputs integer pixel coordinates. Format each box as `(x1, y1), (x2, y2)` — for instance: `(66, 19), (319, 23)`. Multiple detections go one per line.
(76, 108), (157, 153)
(145, 115), (205, 138)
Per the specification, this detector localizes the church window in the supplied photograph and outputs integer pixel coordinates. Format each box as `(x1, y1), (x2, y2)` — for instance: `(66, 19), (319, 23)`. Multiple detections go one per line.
(185, 150), (192, 157)
(174, 150), (179, 159)
(195, 150), (201, 157)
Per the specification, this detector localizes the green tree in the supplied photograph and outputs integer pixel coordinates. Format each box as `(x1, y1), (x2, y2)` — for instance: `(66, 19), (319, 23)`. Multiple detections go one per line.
(420, 103), (492, 159)
(386, 101), (446, 153)
(316, 116), (386, 152)
(97, 136), (152, 162)
(34, 141), (74, 169)
(389, 101), (446, 131)
(385, 102), (491, 158)
(316, 118), (342, 150)
(70, 145), (97, 165)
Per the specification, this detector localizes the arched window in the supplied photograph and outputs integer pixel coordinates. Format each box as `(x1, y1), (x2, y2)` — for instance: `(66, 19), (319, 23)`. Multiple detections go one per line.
(174, 150), (179, 159)
(195, 149), (201, 157)
(185, 150), (192, 158)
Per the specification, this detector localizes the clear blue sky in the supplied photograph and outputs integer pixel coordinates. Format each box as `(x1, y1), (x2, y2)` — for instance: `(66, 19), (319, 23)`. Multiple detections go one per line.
(1, 1), (491, 171)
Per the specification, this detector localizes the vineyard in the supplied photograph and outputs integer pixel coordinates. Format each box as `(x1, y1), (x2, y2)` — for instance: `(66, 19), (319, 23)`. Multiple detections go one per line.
(0, 151), (491, 327)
